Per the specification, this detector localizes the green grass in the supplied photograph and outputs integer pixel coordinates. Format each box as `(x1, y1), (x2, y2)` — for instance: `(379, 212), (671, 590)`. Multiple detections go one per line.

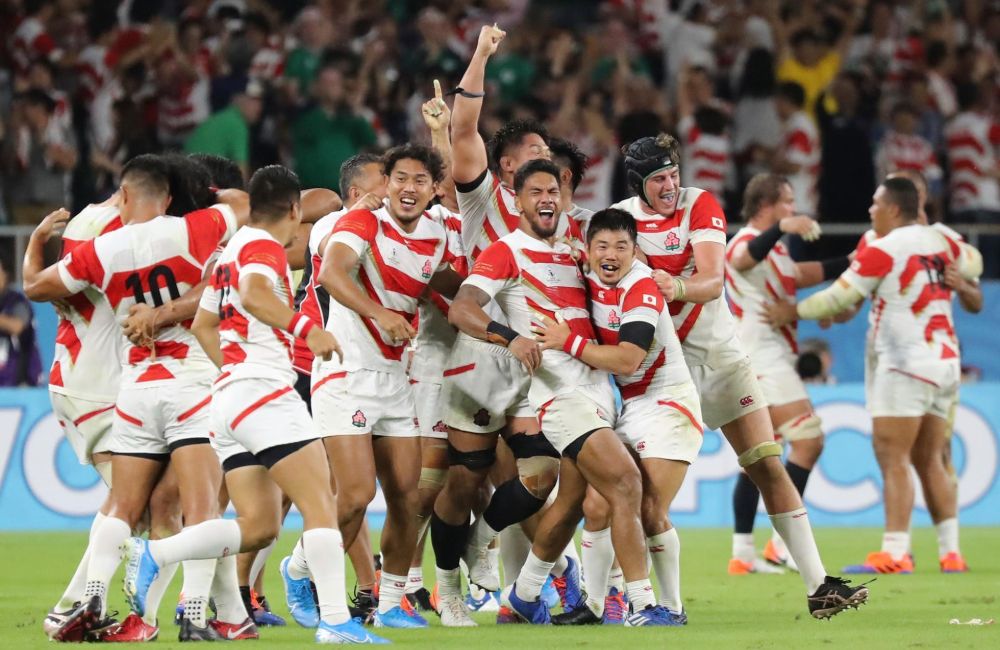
(3, 528), (998, 648)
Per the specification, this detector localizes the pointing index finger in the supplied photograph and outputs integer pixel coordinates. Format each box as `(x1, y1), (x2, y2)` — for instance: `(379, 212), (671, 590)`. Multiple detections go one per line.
(433, 79), (442, 100)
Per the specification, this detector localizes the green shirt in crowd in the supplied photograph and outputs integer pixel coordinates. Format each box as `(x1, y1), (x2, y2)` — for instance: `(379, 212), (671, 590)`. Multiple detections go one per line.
(184, 105), (249, 165)
(293, 107), (376, 191)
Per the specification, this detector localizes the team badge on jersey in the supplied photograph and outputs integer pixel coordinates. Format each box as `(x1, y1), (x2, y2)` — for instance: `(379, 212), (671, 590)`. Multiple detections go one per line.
(664, 231), (681, 252)
(433, 420), (447, 433)
(421, 259), (432, 279)
(352, 410), (367, 427)
(608, 310), (621, 330)
(473, 408), (490, 427)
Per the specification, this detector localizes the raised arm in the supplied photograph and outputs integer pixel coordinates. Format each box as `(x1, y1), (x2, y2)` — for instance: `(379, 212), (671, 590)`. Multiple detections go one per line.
(729, 216), (822, 272)
(423, 79), (459, 211)
(22, 208), (73, 301)
(451, 25), (506, 184)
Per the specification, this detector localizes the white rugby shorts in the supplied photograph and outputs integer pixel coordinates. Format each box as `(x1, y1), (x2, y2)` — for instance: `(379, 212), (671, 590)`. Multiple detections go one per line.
(109, 380), (212, 455)
(211, 378), (317, 456)
(537, 382), (617, 455)
(412, 378), (448, 439)
(868, 366), (959, 420)
(50, 392), (114, 465)
(440, 338), (534, 434)
(617, 380), (704, 464)
(688, 356), (767, 430)
(752, 354), (809, 408)
(312, 369), (418, 438)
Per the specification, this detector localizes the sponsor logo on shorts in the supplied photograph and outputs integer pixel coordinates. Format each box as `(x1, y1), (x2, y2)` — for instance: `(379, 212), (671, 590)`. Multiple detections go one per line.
(433, 420), (447, 433)
(473, 408), (490, 427)
(421, 259), (432, 279)
(664, 231), (681, 252)
(608, 309), (621, 330)
(352, 410), (367, 427)
(739, 395), (754, 407)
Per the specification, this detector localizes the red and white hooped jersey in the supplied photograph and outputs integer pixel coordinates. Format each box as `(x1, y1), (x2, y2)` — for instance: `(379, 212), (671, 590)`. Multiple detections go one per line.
(875, 131), (943, 183)
(944, 111), (1000, 212)
(611, 189), (745, 368)
(455, 169), (586, 265)
(48, 203), (123, 401)
(464, 229), (603, 405)
(725, 225), (799, 361)
(781, 111), (820, 216)
(409, 205), (466, 382)
(314, 206), (449, 376)
(9, 16), (61, 75)
(679, 115), (730, 208)
(200, 226), (297, 389)
(587, 260), (690, 400)
(842, 224), (963, 385)
(57, 205), (238, 387)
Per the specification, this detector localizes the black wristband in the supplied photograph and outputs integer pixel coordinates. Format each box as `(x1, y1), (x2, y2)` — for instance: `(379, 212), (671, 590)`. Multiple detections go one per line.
(821, 256), (851, 280)
(746, 222), (784, 262)
(486, 320), (521, 346)
(447, 86), (486, 99)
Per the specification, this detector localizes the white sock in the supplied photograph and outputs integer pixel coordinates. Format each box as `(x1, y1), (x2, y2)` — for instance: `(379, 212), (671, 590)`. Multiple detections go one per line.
(514, 551), (553, 602)
(881, 531), (910, 561)
(770, 509), (826, 593)
(142, 562), (179, 626)
(436, 568), (461, 597)
(303, 528), (350, 625)
(608, 566), (623, 592)
(468, 517), (500, 558)
(406, 567), (423, 594)
(581, 528), (613, 616)
(57, 512), (106, 610)
(625, 579), (656, 610)
(85, 516), (132, 615)
(648, 529), (682, 612)
(935, 518), (960, 557)
(288, 538), (310, 580)
(770, 528), (789, 557)
(211, 555), (248, 624)
(486, 546), (501, 586)
(551, 554), (569, 577)
(499, 525), (532, 589)
(563, 537), (580, 566)
(181, 557), (217, 626)
(732, 533), (755, 563)
(378, 572), (408, 614)
(249, 538), (276, 588)
(150, 519), (242, 566)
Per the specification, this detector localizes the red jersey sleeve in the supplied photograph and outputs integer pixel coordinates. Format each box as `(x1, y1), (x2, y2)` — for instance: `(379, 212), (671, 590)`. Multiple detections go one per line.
(238, 239), (288, 278)
(185, 206), (235, 263)
(469, 241), (518, 281)
(58, 238), (105, 292)
(688, 191), (727, 244)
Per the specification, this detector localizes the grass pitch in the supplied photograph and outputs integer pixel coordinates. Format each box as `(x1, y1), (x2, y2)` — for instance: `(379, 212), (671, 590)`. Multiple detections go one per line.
(2, 527), (997, 648)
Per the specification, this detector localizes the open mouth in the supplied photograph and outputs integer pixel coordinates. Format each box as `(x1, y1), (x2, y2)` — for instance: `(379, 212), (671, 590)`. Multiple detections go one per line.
(599, 262), (620, 273)
(400, 196), (417, 208)
(659, 191), (675, 203)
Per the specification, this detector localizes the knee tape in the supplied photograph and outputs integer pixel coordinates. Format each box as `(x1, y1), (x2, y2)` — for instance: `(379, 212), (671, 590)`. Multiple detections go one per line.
(776, 413), (823, 442)
(447, 443), (496, 470)
(738, 441), (783, 468)
(418, 467), (447, 491)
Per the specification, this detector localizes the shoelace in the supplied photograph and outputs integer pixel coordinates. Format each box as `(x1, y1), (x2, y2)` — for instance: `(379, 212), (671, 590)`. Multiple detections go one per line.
(604, 595), (625, 620)
(444, 596), (468, 620)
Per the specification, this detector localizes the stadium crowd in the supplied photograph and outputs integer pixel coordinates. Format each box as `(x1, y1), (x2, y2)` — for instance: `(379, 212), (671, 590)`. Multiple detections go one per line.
(1, 1), (998, 252)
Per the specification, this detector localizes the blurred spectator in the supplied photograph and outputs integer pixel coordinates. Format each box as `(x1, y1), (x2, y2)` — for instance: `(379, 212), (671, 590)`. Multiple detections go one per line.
(2, 89), (76, 224)
(155, 19), (213, 149)
(817, 72), (875, 222)
(292, 63), (376, 192)
(283, 7), (334, 105)
(875, 101), (942, 195)
(0, 255), (42, 387)
(797, 337), (835, 385)
(732, 47), (781, 190)
(9, 0), (63, 79)
(773, 82), (820, 217)
(185, 79), (263, 179)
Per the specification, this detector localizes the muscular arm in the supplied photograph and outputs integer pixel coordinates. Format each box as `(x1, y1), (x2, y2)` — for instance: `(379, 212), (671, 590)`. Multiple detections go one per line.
(796, 278), (867, 320)
(447, 283), (495, 341)
(451, 26), (504, 184)
(677, 241), (725, 303)
(578, 340), (645, 376)
(429, 266), (464, 300)
(318, 242), (388, 321)
(795, 261), (825, 288)
(22, 215), (73, 302)
(239, 273), (298, 329)
(191, 307), (222, 368)
(955, 281), (983, 314)
(301, 188), (342, 224)
(286, 223), (312, 271)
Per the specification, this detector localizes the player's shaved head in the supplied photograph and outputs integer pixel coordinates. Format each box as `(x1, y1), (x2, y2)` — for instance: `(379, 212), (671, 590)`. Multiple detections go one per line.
(249, 165), (302, 223)
(189, 153), (245, 190)
(340, 152), (384, 198)
(120, 154), (170, 201)
(880, 177), (920, 222)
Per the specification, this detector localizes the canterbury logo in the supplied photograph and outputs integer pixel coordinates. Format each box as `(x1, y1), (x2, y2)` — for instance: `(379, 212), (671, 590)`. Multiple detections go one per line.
(649, 545), (665, 553)
(739, 395), (754, 407)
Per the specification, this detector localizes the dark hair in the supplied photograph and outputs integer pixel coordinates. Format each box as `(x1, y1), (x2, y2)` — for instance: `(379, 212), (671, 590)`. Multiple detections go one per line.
(738, 48), (776, 99)
(549, 137), (588, 192)
(776, 81), (806, 108)
(19, 88), (56, 113)
(790, 29), (822, 48)
(513, 159), (561, 193)
(189, 153), (245, 190)
(694, 106), (728, 136)
(586, 208), (637, 245)
(121, 154), (171, 200)
(249, 165), (302, 223)
(382, 144), (444, 184)
(926, 40), (949, 68)
(161, 153), (215, 216)
(244, 11), (271, 33)
(741, 173), (790, 221)
(796, 350), (824, 381)
(890, 101), (919, 120)
(887, 168), (928, 198)
(955, 82), (980, 111)
(880, 177), (920, 221)
(487, 119), (550, 174)
(339, 152), (383, 198)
